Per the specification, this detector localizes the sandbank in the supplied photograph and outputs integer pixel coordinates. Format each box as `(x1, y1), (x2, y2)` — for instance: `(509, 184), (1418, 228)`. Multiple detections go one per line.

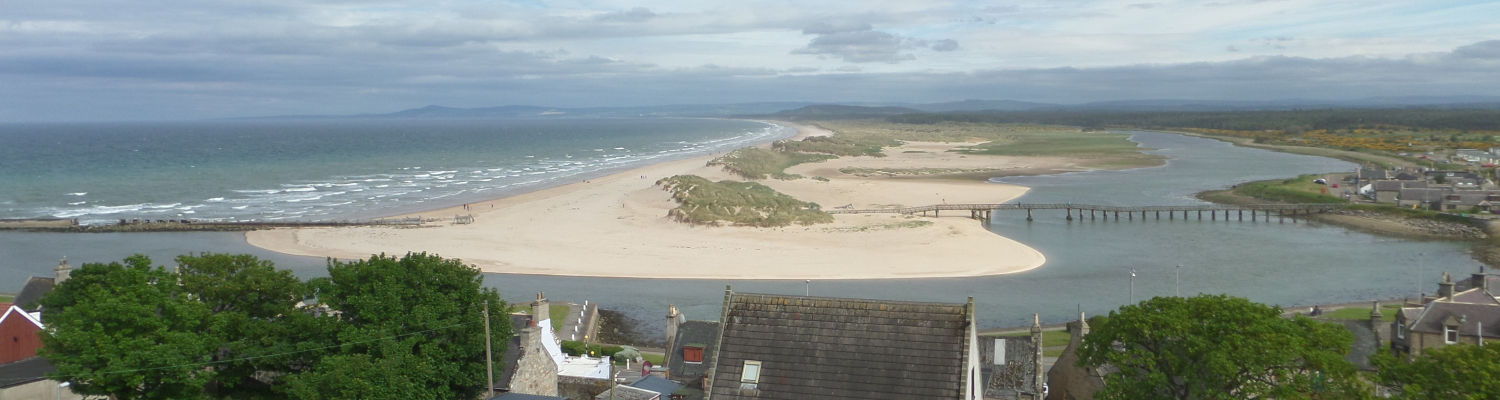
(247, 121), (1049, 279)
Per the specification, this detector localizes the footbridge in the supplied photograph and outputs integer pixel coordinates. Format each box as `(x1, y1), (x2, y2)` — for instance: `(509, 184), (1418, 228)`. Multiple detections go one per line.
(826, 203), (1342, 222)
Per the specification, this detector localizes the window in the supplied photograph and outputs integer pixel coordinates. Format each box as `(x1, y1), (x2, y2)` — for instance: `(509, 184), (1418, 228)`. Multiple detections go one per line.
(1445, 326), (1459, 344)
(741, 360), (762, 383)
(683, 345), (704, 364)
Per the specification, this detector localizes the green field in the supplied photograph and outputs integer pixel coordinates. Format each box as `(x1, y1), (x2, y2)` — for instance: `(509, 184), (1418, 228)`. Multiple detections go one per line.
(657, 175), (833, 227)
(0, 294), (13, 303)
(812, 120), (1163, 170)
(1230, 175), (1348, 204)
(550, 304), (570, 332)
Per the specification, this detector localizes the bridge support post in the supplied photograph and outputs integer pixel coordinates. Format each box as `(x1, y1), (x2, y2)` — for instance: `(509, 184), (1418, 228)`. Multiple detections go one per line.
(1114, 211), (1119, 221)
(1197, 210), (1202, 220)
(1239, 210), (1243, 221)
(1169, 210), (1174, 220)
(1090, 210), (1096, 220)
(1212, 210), (1216, 221)
(1026, 209), (1033, 221)
(1066, 208), (1073, 221)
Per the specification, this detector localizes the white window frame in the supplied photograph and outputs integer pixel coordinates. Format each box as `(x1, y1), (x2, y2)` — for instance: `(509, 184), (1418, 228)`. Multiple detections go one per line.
(1445, 326), (1459, 344)
(741, 360), (762, 383)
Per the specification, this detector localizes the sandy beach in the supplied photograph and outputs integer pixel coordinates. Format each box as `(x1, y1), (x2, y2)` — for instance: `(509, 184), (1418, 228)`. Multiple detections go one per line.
(247, 121), (1050, 279)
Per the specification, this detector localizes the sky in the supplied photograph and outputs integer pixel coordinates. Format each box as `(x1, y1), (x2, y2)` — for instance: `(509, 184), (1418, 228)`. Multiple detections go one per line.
(2, 0), (1500, 121)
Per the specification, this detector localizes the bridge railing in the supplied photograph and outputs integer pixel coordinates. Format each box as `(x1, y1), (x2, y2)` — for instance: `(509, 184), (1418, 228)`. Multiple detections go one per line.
(825, 203), (1343, 215)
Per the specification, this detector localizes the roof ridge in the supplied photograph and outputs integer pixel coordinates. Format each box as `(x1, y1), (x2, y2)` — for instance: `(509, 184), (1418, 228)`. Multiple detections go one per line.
(730, 292), (968, 308)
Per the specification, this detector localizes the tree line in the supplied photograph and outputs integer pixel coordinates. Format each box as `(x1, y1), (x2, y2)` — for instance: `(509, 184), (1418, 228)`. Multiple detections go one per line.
(35, 252), (511, 400)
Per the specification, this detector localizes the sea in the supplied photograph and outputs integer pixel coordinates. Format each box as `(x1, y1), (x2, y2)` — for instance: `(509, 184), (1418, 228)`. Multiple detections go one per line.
(0, 120), (1483, 339)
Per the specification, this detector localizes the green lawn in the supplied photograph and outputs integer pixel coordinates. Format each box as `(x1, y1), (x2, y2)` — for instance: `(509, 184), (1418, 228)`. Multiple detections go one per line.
(991, 330), (1074, 348)
(641, 352), (665, 365)
(0, 294), (14, 303)
(1318, 304), (1401, 322)
(549, 304), (570, 332)
(1232, 174), (1348, 204)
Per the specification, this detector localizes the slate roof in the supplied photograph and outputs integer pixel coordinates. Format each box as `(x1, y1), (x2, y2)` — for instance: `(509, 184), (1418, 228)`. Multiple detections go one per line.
(490, 393), (567, 400)
(595, 385), (660, 400)
(1399, 188), (1450, 203)
(0, 357), (55, 389)
(1373, 180), (1406, 192)
(1451, 287), (1500, 305)
(13, 277), (54, 312)
(1406, 301), (1500, 338)
(708, 292), (972, 400)
(630, 375), (683, 396)
(668, 320), (720, 382)
(497, 314), (534, 390)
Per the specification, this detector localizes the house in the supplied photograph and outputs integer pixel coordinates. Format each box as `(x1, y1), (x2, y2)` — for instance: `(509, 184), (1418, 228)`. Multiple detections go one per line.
(704, 288), (985, 400)
(1396, 187), (1450, 209)
(1392, 270), (1498, 356)
(1454, 149), (1498, 165)
(978, 315), (1044, 399)
(662, 305), (719, 393)
(0, 259), (83, 400)
(1423, 170), (1485, 188)
(498, 311), (560, 396)
(1372, 180), (1427, 203)
(629, 376), (683, 398)
(594, 384), (662, 400)
(1046, 313), (1107, 400)
(1436, 191), (1500, 212)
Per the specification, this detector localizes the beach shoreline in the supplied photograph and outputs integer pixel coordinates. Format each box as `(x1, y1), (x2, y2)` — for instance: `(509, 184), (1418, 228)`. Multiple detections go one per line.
(246, 120), (1052, 280)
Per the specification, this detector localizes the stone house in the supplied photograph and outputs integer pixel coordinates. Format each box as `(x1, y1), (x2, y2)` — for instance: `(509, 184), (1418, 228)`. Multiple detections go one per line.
(1392, 270), (1498, 356)
(1373, 180), (1427, 204)
(978, 315), (1044, 399)
(703, 288), (985, 400)
(1396, 187), (1449, 209)
(1045, 313), (1107, 400)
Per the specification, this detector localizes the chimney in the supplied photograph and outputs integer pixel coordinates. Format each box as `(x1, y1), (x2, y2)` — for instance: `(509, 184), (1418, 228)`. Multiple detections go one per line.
(1473, 265), (1489, 292)
(663, 304), (681, 376)
(1078, 311), (1090, 336)
(1438, 272), (1456, 300)
(54, 257), (71, 284)
(1030, 313), (1044, 395)
(532, 292), (549, 325)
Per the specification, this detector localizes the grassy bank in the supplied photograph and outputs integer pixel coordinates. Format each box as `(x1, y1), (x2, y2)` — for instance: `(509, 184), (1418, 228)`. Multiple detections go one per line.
(1230, 175), (1348, 204)
(656, 175), (833, 227)
(708, 148), (834, 179)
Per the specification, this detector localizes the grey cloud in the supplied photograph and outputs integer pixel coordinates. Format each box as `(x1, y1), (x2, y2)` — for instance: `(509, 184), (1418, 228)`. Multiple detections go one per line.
(792, 24), (958, 63)
(1127, 3), (1160, 9)
(1453, 40), (1500, 59)
(801, 21), (873, 35)
(594, 7), (656, 22)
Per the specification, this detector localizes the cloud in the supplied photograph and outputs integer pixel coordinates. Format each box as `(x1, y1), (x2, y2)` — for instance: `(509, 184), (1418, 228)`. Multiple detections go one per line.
(1453, 40), (1500, 59)
(594, 7), (656, 22)
(791, 23), (959, 63)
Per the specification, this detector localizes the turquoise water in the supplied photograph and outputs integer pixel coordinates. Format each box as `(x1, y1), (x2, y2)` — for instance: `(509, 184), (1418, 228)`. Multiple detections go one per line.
(0, 124), (1482, 337)
(0, 118), (785, 223)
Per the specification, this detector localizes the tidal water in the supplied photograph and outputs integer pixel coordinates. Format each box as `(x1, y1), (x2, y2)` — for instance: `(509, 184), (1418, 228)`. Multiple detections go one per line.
(0, 125), (1482, 339)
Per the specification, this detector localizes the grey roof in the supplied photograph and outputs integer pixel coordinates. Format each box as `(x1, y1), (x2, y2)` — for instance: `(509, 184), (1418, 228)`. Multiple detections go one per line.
(1451, 287), (1499, 305)
(630, 375), (682, 396)
(595, 385), (659, 400)
(0, 357), (55, 389)
(708, 292), (971, 400)
(1395, 172), (1423, 181)
(13, 277), (54, 312)
(1407, 301), (1500, 338)
(491, 393), (567, 400)
(1373, 180), (1406, 191)
(1358, 168), (1389, 180)
(1399, 188), (1450, 203)
(497, 314), (534, 390)
(667, 320), (719, 382)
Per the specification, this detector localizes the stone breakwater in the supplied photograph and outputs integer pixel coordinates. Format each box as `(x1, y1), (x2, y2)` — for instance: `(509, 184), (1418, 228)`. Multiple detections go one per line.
(1326, 209), (1488, 240)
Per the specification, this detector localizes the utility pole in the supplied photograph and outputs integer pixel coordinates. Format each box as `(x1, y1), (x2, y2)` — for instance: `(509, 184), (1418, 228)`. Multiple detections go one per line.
(483, 302), (495, 399)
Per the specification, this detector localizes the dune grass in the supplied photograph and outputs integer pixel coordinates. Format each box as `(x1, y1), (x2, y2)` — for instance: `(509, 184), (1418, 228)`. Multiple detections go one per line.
(1231, 175), (1348, 204)
(708, 148), (835, 180)
(811, 120), (1162, 169)
(657, 175), (833, 227)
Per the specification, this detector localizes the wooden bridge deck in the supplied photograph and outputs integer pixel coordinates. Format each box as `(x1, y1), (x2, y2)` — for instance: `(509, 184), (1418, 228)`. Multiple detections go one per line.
(829, 202), (1339, 223)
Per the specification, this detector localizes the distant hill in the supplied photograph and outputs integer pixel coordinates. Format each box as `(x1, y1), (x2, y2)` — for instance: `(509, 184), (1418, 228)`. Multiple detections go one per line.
(767, 104), (924, 119)
(908, 99), (1057, 112)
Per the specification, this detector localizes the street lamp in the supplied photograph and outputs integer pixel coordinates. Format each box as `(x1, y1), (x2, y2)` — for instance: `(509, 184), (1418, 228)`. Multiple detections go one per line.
(804, 280), (810, 296)
(1129, 268), (1137, 304)
(1175, 264), (1182, 297)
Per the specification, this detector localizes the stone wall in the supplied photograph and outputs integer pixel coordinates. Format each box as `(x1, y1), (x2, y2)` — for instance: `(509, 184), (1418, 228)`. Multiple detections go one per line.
(0, 379), (84, 400)
(508, 326), (559, 396)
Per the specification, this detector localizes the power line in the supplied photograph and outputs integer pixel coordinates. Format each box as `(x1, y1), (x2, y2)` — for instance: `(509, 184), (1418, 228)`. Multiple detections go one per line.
(0, 321), (475, 387)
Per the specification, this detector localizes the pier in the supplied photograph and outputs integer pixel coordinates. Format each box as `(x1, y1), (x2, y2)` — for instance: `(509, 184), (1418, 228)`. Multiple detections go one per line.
(826, 203), (1341, 222)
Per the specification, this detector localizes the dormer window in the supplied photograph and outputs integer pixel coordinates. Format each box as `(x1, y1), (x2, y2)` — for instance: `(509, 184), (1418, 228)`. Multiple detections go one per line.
(682, 344), (704, 364)
(1445, 325), (1459, 344)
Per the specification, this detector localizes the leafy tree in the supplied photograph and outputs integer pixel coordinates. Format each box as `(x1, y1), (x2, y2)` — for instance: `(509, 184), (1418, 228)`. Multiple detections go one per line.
(1372, 344), (1500, 399)
(1079, 295), (1369, 399)
(39, 255), (217, 400)
(175, 253), (335, 399)
(283, 253), (509, 400)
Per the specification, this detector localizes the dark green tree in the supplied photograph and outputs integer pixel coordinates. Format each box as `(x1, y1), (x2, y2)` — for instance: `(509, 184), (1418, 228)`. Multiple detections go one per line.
(1373, 344), (1500, 399)
(1078, 295), (1368, 399)
(175, 253), (336, 399)
(39, 255), (217, 400)
(282, 253), (509, 400)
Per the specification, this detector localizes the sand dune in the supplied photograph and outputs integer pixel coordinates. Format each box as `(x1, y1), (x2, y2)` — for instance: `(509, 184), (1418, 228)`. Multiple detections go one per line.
(246, 122), (1048, 279)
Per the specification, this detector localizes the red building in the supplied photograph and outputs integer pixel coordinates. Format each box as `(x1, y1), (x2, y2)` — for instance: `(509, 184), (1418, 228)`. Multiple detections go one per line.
(0, 303), (46, 364)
